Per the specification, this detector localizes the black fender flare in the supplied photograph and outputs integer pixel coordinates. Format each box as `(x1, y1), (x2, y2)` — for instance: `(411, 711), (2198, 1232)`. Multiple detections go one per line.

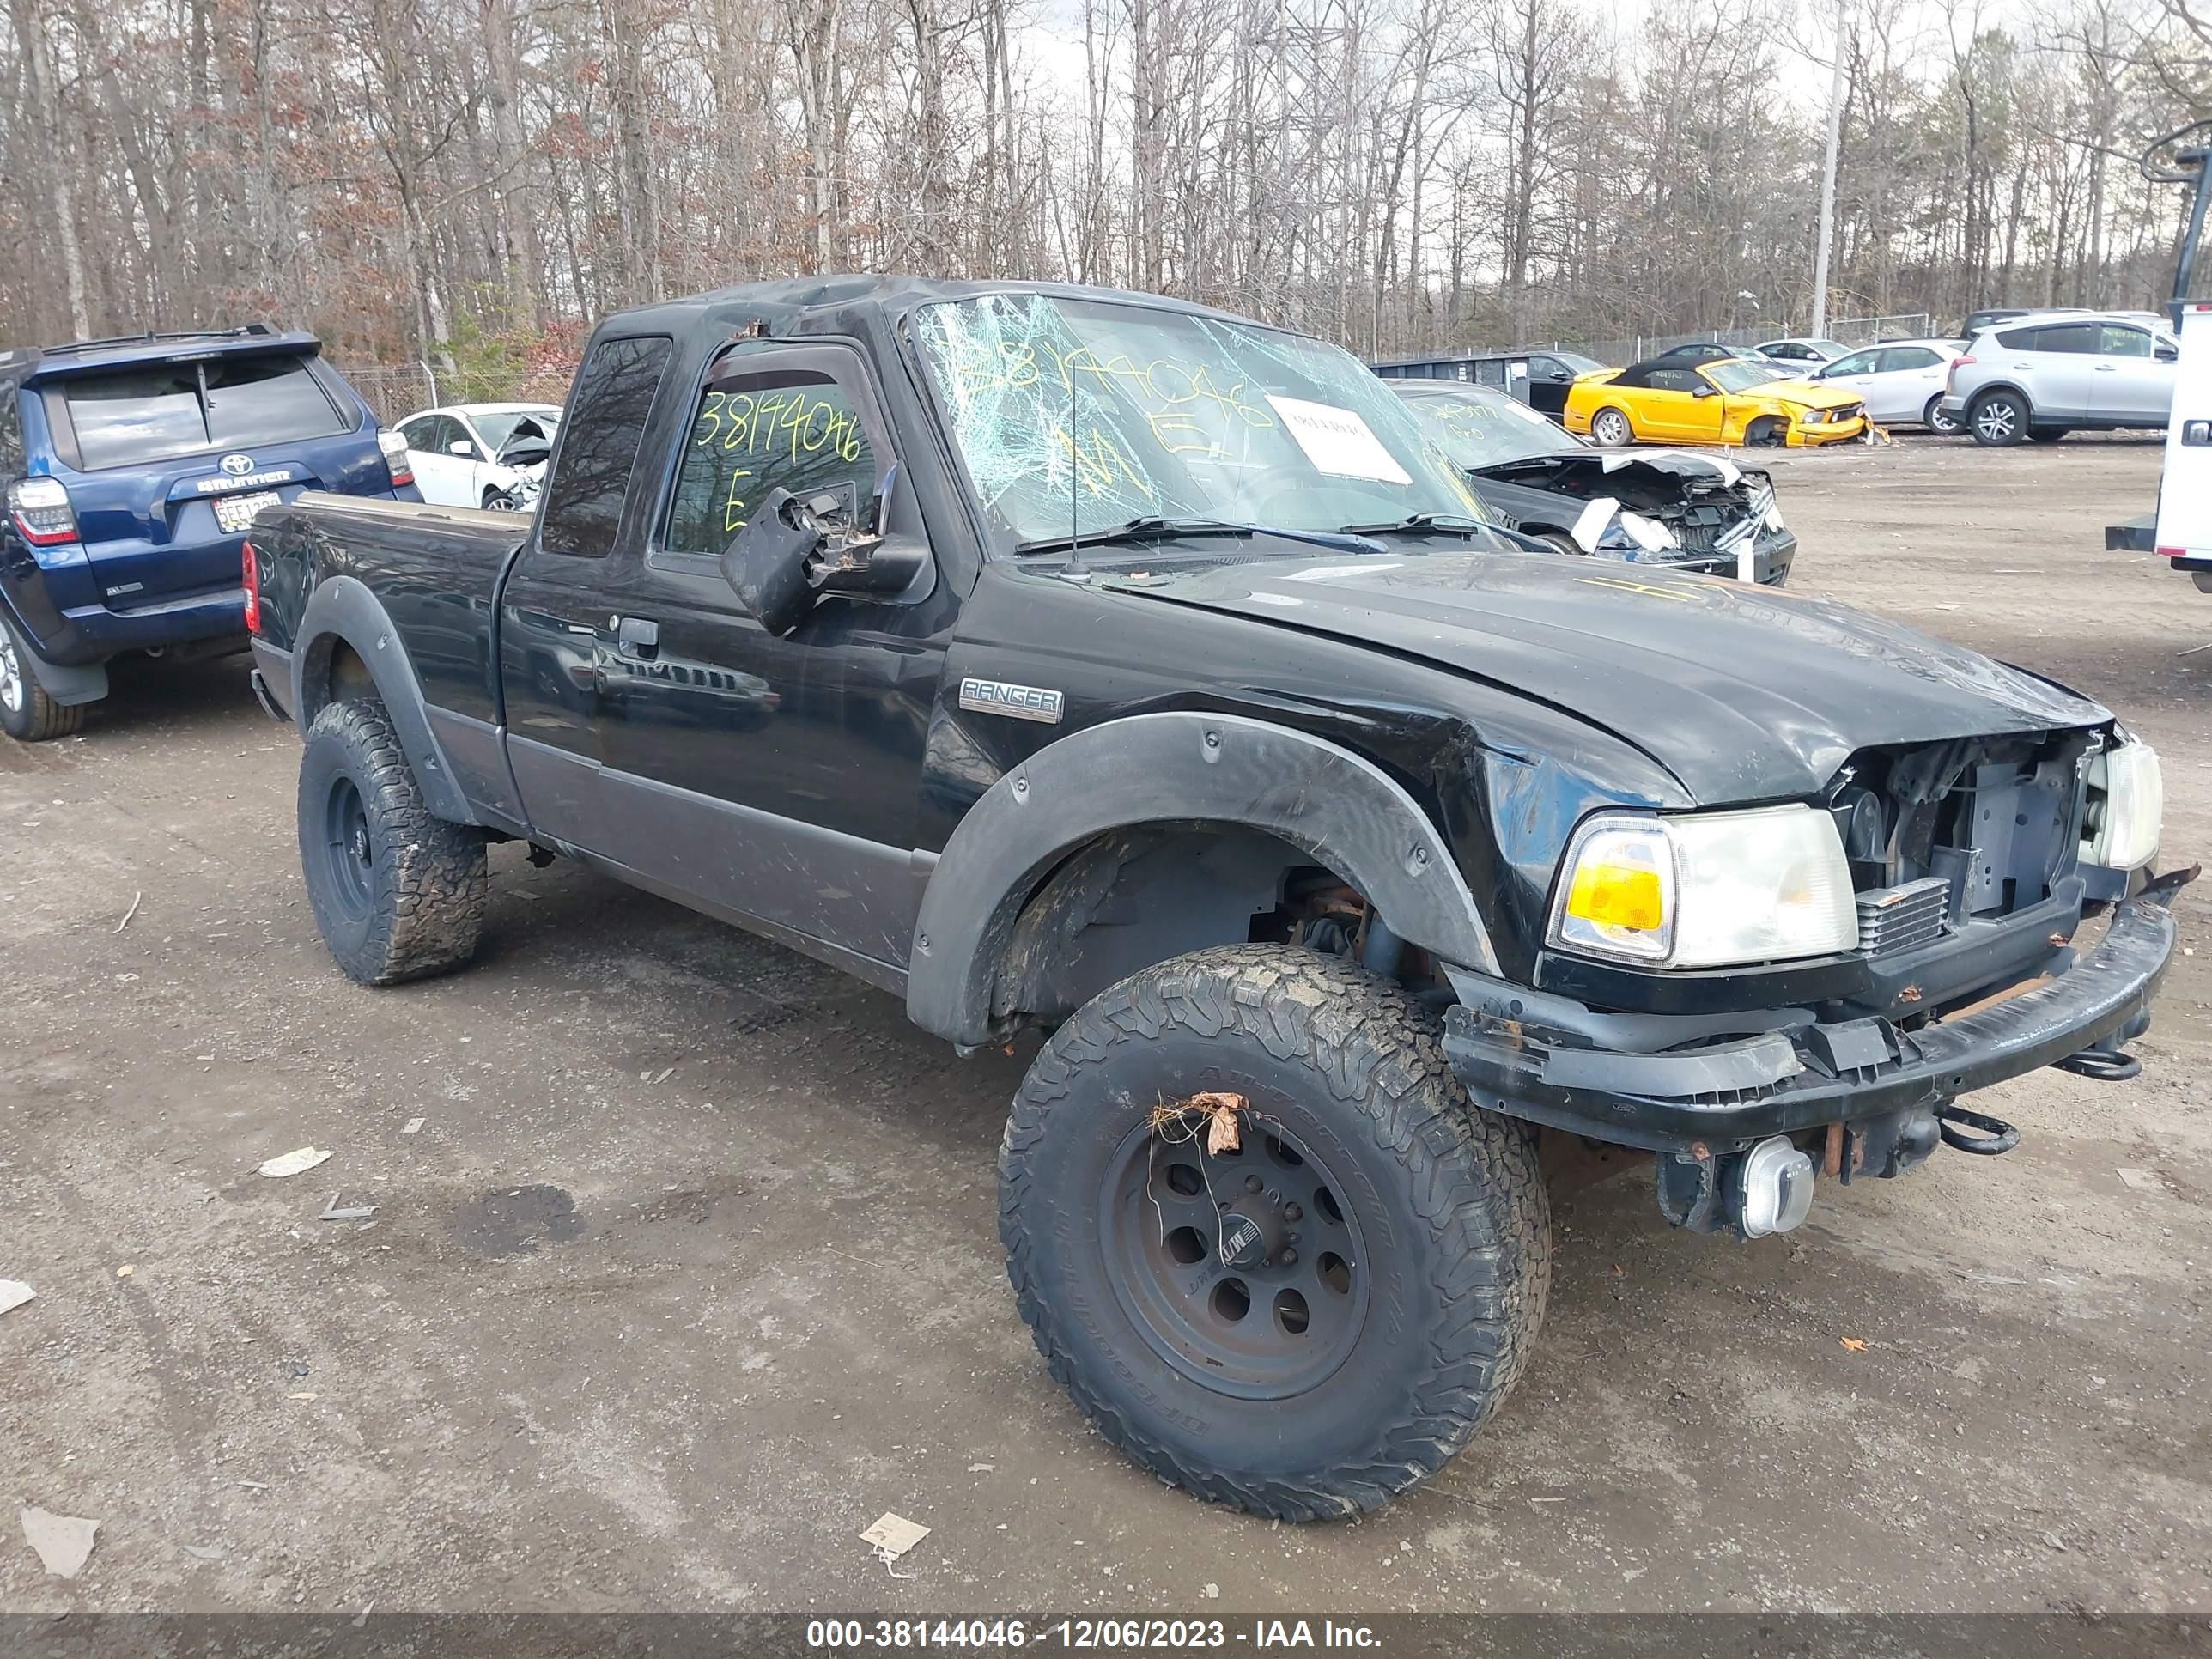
(290, 574), (476, 824)
(905, 711), (1500, 1045)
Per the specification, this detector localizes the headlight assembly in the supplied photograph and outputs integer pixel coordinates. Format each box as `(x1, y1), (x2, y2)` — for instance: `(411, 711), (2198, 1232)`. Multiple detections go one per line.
(1549, 806), (1859, 969)
(2081, 738), (2163, 871)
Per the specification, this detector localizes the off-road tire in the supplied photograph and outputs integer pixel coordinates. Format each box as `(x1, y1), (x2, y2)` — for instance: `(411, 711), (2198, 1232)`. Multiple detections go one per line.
(2028, 427), (2070, 444)
(1000, 945), (1552, 1521)
(0, 612), (83, 742)
(297, 699), (486, 985)
(1923, 394), (1962, 436)
(1589, 406), (1634, 447)
(1970, 389), (2029, 446)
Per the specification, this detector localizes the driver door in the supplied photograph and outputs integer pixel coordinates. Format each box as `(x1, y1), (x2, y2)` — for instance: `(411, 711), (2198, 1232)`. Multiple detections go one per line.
(589, 341), (957, 972)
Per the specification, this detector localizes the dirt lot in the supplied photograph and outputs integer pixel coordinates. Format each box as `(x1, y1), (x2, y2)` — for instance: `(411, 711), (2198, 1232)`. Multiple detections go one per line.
(2, 434), (2207, 1618)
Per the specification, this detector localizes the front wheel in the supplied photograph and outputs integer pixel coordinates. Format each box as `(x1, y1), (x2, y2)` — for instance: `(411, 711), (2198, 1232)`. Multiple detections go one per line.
(482, 488), (521, 512)
(298, 700), (487, 985)
(1970, 390), (2029, 446)
(1000, 945), (1552, 1521)
(0, 612), (84, 743)
(1589, 406), (1634, 447)
(1923, 395), (1962, 435)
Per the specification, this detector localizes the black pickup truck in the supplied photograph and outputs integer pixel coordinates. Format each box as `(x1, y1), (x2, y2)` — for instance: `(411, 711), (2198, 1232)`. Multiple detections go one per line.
(246, 276), (2185, 1522)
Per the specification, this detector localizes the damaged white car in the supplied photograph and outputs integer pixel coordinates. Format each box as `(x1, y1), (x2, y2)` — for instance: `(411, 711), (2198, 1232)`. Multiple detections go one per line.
(1394, 381), (1796, 585)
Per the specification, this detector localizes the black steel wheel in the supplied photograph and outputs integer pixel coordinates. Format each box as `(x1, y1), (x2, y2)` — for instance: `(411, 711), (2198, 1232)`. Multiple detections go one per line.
(297, 699), (487, 985)
(1099, 1111), (1370, 1401)
(1000, 945), (1552, 1521)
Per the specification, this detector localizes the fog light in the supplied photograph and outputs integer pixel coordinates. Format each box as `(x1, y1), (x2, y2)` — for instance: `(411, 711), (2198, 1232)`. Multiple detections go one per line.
(1740, 1135), (1815, 1239)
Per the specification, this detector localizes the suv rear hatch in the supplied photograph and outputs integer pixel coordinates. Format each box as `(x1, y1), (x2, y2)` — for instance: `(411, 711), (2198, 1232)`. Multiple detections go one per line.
(27, 337), (386, 611)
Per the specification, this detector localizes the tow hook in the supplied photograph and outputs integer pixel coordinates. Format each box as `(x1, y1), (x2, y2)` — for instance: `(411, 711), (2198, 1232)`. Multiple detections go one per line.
(2056, 1048), (2142, 1081)
(1935, 1103), (2020, 1156)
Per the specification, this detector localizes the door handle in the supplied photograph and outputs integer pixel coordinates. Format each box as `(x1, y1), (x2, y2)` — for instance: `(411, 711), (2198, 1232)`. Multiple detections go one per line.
(2092, 363), (2118, 372)
(613, 615), (659, 659)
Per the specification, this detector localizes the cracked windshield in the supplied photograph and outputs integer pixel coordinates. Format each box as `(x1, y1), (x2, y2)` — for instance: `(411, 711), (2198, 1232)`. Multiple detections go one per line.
(911, 293), (1487, 551)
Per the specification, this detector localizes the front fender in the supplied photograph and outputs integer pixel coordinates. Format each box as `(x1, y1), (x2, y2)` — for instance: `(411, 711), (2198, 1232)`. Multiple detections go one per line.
(905, 710), (1500, 1045)
(292, 574), (476, 825)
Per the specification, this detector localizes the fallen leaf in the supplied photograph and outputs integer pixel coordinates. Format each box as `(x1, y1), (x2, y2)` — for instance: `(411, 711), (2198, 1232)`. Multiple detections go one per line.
(1840, 1337), (1869, 1352)
(21, 1508), (99, 1578)
(1187, 1091), (1245, 1155)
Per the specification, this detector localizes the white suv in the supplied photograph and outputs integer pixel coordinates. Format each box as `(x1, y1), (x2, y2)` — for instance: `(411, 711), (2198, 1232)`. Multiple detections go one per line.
(1940, 311), (2179, 446)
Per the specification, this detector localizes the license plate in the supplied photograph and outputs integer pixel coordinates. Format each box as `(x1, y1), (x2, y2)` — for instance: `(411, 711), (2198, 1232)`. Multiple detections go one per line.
(215, 490), (281, 533)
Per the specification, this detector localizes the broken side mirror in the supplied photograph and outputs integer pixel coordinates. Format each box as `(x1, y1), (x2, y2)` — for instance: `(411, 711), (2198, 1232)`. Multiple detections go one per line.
(720, 472), (931, 636)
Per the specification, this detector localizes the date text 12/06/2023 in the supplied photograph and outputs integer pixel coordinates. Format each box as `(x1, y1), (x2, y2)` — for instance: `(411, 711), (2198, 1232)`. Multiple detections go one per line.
(803, 1617), (1386, 1650)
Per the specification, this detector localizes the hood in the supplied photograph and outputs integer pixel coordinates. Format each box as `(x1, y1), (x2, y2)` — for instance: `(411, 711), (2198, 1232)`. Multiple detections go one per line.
(1104, 551), (2105, 803)
(1759, 377), (1860, 410)
(1474, 447), (1751, 488)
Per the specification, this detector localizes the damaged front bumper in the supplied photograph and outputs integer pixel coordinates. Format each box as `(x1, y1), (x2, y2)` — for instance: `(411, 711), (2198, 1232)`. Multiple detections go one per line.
(1654, 528), (1796, 586)
(1442, 885), (2179, 1158)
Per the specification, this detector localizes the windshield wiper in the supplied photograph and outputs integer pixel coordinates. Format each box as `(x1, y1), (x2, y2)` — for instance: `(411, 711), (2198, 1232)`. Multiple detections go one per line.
(1338, 513), (1492, 539)
(1013, 517), (1384, 556)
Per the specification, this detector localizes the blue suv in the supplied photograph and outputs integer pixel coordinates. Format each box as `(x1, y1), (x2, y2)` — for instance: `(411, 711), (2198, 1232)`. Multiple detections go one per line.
(0, 325), (420, 740)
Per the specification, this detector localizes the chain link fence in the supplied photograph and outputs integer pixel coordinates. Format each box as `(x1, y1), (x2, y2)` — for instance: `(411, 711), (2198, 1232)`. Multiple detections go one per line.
(1516, 313), (1936, 368)
(343, 362), (578, 425)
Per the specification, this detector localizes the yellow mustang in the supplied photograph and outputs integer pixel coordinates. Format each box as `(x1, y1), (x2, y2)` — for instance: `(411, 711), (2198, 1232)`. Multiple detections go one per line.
(1562, 355), (1869, 447)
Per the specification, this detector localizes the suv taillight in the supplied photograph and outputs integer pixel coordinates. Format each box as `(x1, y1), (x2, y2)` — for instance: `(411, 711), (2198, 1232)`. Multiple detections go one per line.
(377, 428), (415, 489)
(1948, 354), (1974, 389)
(7, 477), (78, 547)
(241, 539), (261, 635)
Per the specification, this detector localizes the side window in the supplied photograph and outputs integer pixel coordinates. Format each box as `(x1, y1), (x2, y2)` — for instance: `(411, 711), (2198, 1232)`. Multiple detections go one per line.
(1647, 368), (1700, 392)
(1876, 347), (1935, 372)
(538, 336), (673, 558)
(1471, 359), (1507, 387)
(2035, 324), (2096, 354)
(2099, 325), (2152, 358)
(1830, 350), (1879, 376)
(398, 416), (433, 450)
(0, 387), (24, 477)
(663, 357), (881, 556)
(1995, 325), (2039, 350)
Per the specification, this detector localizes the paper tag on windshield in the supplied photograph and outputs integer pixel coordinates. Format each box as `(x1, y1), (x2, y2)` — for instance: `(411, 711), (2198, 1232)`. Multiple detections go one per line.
(1265, 396), (1412, 486)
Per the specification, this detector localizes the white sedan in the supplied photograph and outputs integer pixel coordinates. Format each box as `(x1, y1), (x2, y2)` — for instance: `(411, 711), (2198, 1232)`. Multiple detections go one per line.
(395, 403), (562, 511)
(1807, 339), (1969, 432)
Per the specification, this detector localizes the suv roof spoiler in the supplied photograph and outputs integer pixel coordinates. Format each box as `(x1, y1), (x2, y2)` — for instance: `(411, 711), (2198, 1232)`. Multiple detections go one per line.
(37, 323), (283, 356)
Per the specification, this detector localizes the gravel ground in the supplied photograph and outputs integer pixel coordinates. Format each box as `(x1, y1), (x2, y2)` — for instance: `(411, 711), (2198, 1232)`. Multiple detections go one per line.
(0, 434), (2205, 1617)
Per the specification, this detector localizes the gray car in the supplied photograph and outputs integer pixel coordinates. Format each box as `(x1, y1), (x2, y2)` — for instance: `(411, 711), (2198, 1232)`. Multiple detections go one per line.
(1811, 338), (1968, 433)
(1940, 311), (2179, 446)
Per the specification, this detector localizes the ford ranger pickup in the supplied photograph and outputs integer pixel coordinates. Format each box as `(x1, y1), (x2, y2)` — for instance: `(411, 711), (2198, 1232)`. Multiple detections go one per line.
(244, 276), (2186, 1521)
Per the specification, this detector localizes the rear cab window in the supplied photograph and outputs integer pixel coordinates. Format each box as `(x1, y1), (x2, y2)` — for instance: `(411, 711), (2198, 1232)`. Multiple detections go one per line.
(52, 352), (349, 471)
(536, 336), (674, 557)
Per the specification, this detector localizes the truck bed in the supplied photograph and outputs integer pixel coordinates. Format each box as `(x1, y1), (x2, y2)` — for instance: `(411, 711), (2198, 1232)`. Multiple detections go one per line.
(252, 491), (531, 728)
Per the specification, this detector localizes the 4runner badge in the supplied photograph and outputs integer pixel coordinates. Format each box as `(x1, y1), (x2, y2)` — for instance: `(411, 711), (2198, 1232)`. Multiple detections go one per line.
(959, 677), (1064, 724)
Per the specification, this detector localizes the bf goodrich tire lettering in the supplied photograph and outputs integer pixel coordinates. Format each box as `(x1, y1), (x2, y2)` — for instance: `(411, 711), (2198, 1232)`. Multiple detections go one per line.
(999, 944), (1552, 1520)
(298, 699), (487, 984)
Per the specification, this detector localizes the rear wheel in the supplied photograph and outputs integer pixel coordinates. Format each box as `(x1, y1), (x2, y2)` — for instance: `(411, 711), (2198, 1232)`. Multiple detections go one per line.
(1000, 945), (1552, 1520)
(0, 614), (84, 743)
(1923, 395), (1962, 435)
(1589, 407), (1634, 447)
(1969, 390), (2029, 446)
(298, 699), (487, 985)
